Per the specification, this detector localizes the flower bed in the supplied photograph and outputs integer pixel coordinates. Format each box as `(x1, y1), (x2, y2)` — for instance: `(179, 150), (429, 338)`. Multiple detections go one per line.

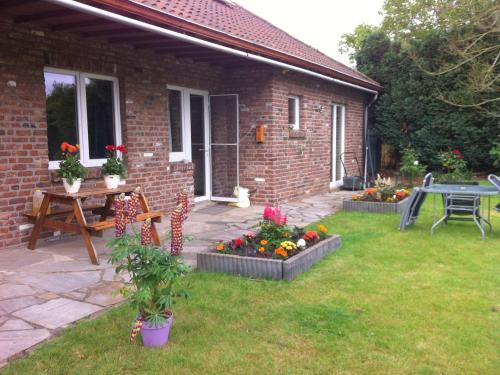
(197, 206), (342, 280)
(343, 197), (409, 214)
(343, 177), (410, 214)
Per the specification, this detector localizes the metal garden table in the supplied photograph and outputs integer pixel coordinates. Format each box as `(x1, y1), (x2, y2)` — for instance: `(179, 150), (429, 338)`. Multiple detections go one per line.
(421, 184), (498, 239)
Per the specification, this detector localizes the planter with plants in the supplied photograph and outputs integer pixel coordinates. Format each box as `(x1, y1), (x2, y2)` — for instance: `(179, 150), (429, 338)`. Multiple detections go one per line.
(197, 206), (342, 280)
(436, 148), (473, 183)
(399, 147), (426, 187)
(343, 174), (411, 214)
(108, 191), (190, 347)
(102, 144), (127, 189)
(57, 142), (86, 194)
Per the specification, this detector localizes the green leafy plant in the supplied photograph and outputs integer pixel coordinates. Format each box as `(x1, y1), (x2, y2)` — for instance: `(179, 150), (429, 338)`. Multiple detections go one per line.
(102, 144), (127, 177)
(57, 142), (86, 185)
(437, 149), (472, 182)
(399, 148), (426, 183)
(489, 142), (500, 171)
(108, 233), (191, 327)
(108, 194), (190, 327)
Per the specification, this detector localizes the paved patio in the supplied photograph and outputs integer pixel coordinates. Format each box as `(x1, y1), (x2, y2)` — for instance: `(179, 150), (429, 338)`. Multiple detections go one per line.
(0, 190), (352, 366)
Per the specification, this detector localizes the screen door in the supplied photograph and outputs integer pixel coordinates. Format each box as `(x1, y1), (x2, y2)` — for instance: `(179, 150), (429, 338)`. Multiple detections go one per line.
(209, 94), (239, 202)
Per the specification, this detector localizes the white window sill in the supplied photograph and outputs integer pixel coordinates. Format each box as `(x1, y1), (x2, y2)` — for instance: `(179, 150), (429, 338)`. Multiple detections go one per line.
(48, 159), (106, 170)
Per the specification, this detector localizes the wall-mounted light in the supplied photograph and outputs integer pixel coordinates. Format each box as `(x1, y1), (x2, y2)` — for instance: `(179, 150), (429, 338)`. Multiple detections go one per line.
(315, 105), (324, 113)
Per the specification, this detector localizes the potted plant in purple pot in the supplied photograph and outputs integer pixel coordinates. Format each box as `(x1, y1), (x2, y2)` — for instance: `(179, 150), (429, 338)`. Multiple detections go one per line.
(108, 193), (190, 347)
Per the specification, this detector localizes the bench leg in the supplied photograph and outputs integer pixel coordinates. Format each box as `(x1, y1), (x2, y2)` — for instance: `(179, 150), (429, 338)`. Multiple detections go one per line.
(139, 192), (161, 246)
(72, 199), (100, 265)
(27, 195), (51, 250)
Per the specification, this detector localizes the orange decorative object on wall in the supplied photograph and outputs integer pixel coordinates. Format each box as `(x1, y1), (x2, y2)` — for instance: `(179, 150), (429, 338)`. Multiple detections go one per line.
(256, 124), (265, 143)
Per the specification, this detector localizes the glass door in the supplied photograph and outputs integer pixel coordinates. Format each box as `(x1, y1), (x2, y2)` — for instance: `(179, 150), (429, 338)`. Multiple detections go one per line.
(209, 94), (239, 202)
(190, 93), (210, 201)
(331, 104), (345, 187)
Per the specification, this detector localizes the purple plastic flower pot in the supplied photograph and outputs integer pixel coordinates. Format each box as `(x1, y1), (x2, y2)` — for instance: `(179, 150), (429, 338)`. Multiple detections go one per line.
(140, 315), (173, 348)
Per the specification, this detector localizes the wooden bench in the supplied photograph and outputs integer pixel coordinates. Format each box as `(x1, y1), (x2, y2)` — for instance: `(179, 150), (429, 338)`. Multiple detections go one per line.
(24, 205), (102, 223)
(26, 185), (162, 265)
(85, 211), (162, 233)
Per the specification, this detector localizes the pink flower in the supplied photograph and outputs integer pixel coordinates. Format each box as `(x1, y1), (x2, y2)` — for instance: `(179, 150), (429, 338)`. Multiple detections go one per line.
(263, 205), (273, 221)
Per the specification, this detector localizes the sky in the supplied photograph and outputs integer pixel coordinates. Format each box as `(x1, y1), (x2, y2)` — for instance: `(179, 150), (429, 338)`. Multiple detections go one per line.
(234, 0), (385, 66)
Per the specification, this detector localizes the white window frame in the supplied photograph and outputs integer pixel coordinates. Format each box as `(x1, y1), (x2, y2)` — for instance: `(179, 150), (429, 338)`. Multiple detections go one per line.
(288, 95), (300, 130)
(167, 85), (192, 162)
(45, 67), (122, 170)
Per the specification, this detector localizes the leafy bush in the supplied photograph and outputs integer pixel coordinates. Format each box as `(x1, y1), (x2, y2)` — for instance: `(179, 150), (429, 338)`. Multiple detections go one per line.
(489, 143), (500, 171)
(399, 148), (426, 181)
(436, 149), (472, 182)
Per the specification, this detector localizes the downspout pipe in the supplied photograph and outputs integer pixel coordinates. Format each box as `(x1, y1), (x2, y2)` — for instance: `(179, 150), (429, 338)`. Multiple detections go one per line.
(363, 93), (378, 187)
(44, 0), (379, 95)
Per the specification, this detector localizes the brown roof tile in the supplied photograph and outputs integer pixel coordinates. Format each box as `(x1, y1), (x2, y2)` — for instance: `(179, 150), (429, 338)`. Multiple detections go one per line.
(126, 0), (380, 89)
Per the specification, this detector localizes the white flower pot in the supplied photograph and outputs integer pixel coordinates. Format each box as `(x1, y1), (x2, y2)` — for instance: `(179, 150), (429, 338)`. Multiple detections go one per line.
(62, 178), (82, 194)
(104, 175), (120, 189)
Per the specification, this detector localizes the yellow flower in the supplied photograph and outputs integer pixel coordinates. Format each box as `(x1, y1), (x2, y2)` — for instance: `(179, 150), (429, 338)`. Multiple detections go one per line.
(318, 224), (328, 233)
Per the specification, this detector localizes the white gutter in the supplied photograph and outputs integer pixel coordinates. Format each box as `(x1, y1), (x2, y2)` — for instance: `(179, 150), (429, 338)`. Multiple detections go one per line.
(43, 0), (379, 95)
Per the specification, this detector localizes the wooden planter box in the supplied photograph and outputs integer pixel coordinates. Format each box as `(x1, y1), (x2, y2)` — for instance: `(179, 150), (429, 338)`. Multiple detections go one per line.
(197, 235), (342, 281)
(342, 197), (408, 214)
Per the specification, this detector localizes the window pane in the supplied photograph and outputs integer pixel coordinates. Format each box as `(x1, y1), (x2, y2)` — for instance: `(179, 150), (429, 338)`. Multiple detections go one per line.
(168, 89), (183, 153)
(85, 78), (116, 159)
(44, 72), (78, 161)
(288, 97), (296, 125)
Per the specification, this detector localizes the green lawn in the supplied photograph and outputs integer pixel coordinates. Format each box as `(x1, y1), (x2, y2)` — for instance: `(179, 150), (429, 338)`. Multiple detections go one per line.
(4, 195), (500, 375)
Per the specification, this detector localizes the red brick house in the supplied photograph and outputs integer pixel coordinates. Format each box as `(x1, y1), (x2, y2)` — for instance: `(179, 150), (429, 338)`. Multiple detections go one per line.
(0, 0), (382, 249)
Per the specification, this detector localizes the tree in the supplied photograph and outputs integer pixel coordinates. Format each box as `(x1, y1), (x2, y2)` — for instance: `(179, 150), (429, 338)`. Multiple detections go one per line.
(354, 31), (498, 171)
(382, 0), (500, 117)
(338, 24), (380, 65)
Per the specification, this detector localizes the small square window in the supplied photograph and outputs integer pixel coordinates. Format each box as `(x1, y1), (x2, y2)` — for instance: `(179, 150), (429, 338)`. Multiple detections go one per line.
(288, 95), (300, 130)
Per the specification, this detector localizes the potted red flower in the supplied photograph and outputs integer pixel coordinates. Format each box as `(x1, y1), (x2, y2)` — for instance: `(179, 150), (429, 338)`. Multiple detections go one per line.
(101, 144), (127, 189)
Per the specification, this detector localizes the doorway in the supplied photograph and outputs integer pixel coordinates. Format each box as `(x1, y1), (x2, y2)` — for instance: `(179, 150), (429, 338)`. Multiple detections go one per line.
(331, 104), (345, 187)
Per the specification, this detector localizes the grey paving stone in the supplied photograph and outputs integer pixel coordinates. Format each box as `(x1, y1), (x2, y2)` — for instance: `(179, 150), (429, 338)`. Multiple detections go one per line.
(0, 296), (42, 314)
(11, 271), (101, 294)
(0, 319), (33, 331)
(0, 284), (36, 300)
(13, 298), (101, 329)
(0, 329), (50, 363)
(85, 282), (124, 307)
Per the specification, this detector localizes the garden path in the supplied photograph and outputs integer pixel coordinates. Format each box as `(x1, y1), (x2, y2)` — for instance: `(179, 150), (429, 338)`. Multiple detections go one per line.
(0, 189), (352, 366)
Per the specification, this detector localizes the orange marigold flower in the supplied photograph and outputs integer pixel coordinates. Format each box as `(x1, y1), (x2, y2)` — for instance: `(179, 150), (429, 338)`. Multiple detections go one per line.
(283, 232), (289, 237)
(260, 239), (268, 245)
(216, 243), (224, 251)
(258, 247), (265, 253)
(274, 247), (287, 257)
(318, 224), (327, 233)
(66, 145), (77, 153)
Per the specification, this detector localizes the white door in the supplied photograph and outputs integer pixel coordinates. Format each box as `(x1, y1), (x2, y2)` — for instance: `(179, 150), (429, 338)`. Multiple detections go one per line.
(167, 86), (210, 202)
(209, 94), (239, 202)
(331, 104), (345, 188)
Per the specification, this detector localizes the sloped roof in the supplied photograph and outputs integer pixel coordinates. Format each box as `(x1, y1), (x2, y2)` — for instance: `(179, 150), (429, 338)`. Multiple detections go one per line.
(128, 0), (380, 89)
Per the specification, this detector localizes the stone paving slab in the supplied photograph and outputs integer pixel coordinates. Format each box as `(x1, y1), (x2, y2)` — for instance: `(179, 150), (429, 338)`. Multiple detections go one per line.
(0, 190), (349, 366)
(0, 329), (51, 364)
(13, 298), (101, 329)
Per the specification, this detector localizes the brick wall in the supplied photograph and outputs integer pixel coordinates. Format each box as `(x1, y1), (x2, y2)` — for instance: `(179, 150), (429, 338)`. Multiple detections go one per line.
(0, 16), (371, 249)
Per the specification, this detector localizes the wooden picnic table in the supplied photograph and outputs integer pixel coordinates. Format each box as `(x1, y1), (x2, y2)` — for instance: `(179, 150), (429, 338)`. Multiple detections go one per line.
(25, 185), (162, 265)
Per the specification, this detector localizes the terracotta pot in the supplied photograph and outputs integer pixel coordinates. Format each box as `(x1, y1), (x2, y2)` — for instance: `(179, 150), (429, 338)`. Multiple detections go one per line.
(62, 178), (82, 194)
(104, 175), (120, 189)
